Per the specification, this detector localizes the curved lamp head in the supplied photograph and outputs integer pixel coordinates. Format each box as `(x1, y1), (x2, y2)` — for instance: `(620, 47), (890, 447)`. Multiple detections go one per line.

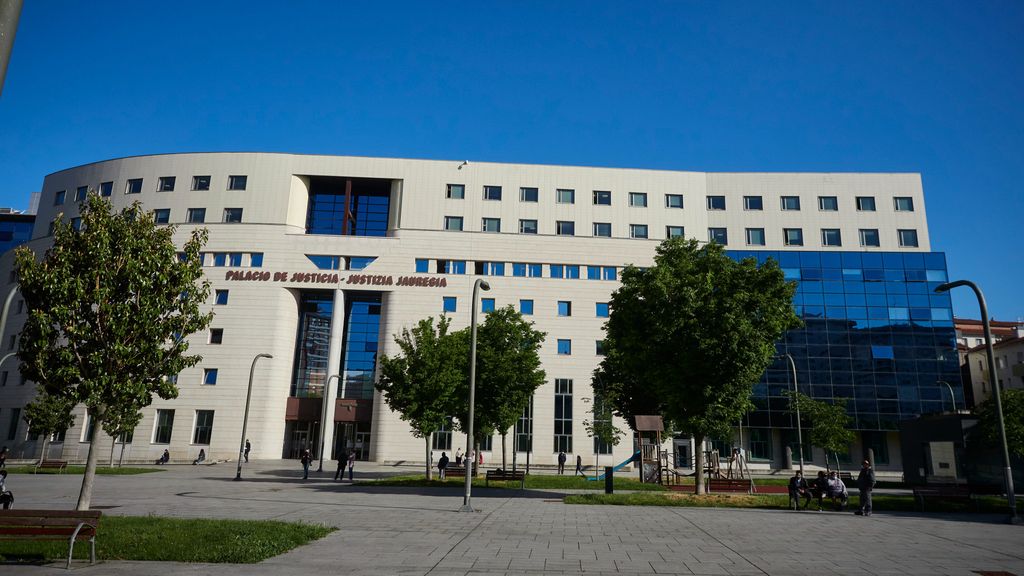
(479, 280), (491, 291)
(256, 353), (274, 360)
(934, 280), (967, 293)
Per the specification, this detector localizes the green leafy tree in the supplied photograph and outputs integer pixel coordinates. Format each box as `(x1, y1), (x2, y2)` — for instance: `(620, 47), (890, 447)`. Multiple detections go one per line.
(15, 194), (211, 510)
(451, 306), (546, 470)
(22, 388), (77, 465)
(377, 316), (467, 479)
(787, 391), (855, 471)
(595, 238), (800, 493)
(972, 389), (1024, 459)
(102, 404), (143, 467)
(583, 392), (624, 469)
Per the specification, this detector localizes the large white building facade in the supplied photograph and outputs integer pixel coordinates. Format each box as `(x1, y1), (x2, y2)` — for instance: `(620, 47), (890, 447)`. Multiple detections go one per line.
(0, 153), (962, 472)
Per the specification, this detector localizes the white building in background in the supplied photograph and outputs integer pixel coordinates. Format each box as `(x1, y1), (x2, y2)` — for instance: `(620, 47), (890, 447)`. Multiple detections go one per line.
(0, 153), (959, 472)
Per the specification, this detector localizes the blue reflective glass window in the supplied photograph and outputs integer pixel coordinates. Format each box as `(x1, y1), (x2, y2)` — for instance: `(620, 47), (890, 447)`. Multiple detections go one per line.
(557, 339), (572, 355)
(348, 257), (376, 270)
(228, 253), (242, 267)
(566, 265), (580, 279)
(802, 268), (822, 280)
(841, 252), (863, 267)
(910, 308), (931, 321)
(513, 263), (526, 277)
(863, 269), (884, 281)
(416, 259), (429, 273)
(820, 252), (842, 269)
(550, 265), (563, 278)
(529, 263), (542, 277)
(862, 253), (883, 268)
(868, 307), (888, 319)
(825, 306), (846, 318)
(799, 252), (821, 267)
(587, 266), (601, 280)
(520, 299), (534, 315)
(596, 303), (609, 317)
(250, 253), (263, 268)
(213, 253), (226, 267)
(307, 255), (337, 269)
(824, 293), (845, 306)
(204, 368), (218, 385)
(603, 267), (617, 280)
(845, 294), (866, 307)
(214, 290), (229, 305)
(924, 253), (946, 269)
(803, 293), (824, 306)
(443, 297), (457, 313)
(822, 281), (844, 293)
(782, 268), (801, 280)
(884, 270), (905, 282)
(907, 294), (930, 307)
(889, 307), (909, 320)
(444, 260), (466, 274)
(925, 269), (947, 282)
(846, 306), (867, 319)
(482, 298), (495, 313)
(492, 262), (505, 276)
(931, 308), (951, 321)
(883, 253), (904, 268)
(557, 301), (572, 316)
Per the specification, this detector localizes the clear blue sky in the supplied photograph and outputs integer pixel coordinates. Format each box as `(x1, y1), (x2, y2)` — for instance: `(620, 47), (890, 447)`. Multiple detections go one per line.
(1, 1), (1021, 320)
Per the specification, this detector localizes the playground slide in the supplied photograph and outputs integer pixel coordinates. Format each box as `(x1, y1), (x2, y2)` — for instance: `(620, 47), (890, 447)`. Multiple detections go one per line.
(586, 450), (641, 481)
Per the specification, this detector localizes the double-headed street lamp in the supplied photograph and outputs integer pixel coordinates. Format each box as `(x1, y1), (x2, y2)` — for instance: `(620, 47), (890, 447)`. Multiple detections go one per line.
(460, 278), (490, 513)
(935, 280), (1018, 523)
(778, 353), (805, 475)
(235, 353), (273, 481)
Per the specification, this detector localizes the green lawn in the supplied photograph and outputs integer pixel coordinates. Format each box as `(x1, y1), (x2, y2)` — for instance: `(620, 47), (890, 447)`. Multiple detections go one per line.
(366, 473), (666, 491)
(4, 465), (162, 475)
(0, 516), (335, 564)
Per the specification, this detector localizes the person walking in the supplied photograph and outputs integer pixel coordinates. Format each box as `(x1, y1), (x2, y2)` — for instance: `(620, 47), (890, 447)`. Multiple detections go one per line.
(244, 440), (251, 463)
(334, 451), (346, 481)
(856, 459), (875, 516)
(300, 449), (312, 480)
(346, 449), (356, 482)
(557, 451), (567, 474)
(575, 455), (584, 477)
(438, 452), (449, 480)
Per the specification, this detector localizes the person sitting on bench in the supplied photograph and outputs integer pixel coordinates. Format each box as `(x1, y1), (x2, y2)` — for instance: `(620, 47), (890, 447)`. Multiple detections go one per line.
(826, 470), (849, 511)
(788, 471), (811, 510)
(192, 449), (206, 465)
(155, 449), (170, 465)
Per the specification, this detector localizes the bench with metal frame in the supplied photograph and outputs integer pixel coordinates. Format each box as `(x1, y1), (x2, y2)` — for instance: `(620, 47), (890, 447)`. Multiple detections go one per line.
(34, 460), (69, 474)
(707, 478), (754, 494)
(0, 509), (101, 569)
(485, 468), (526, 489)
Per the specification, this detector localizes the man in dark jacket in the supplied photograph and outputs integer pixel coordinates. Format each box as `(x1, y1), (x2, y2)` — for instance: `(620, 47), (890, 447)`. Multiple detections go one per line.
(788, 471), (811, 510)
(438, 452), (449, 480)
(856, 459), (875, 516)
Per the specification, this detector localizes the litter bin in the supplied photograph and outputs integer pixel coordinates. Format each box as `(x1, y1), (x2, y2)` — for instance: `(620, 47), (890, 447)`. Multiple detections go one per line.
(605, 466), (613, 494)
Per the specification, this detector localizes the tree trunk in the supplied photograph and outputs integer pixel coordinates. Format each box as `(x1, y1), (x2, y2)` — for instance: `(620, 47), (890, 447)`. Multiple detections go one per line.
(38, 434), (50, 466)
(501, 433), (507, 471)
(118, 441), (126, 467)
(76, 412), (102, 510)
(693, 434), (705, 495)
(109, 436), (115, 467)
(425, 436), (432, 481)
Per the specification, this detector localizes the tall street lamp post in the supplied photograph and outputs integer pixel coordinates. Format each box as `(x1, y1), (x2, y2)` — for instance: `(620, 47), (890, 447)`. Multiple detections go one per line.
(460, 278), (490, 512)
(317, 374), (341, 472)
(779, 353), (804, 475)
(235, 353), (273, 481)
(936, 280), (1018, 523)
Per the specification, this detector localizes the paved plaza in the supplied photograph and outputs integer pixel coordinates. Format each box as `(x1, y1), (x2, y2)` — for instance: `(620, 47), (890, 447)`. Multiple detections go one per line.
(2, 460), (1022, 575)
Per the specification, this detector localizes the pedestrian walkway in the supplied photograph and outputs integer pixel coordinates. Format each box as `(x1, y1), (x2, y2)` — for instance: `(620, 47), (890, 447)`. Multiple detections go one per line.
(3, 460), (1022, 575)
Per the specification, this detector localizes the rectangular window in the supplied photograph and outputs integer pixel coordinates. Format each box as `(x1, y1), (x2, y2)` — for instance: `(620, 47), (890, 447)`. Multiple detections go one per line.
(603, 266), (617, 280)
(203, 368), (218, 385)
(415, 259), (430, 273)
(192, 175), (211, 191)
(557, 301), (572, 317)
(193, 410), (215, 445)
(520, 187), (538, 202)
(565, 265), (580, 279)
(596, 340), (606, 356)
(512, 263), (542, 277)
(860, 228), (880, 247)
(519, 219), (537, 234)
(553, 379), (573, 452)
(743, 196), (762, 210)
(519, 299), (534, 315)
(227, 175), (247, 191)
(250, 253), (263, 268)
(514, 398), (534, 453)
(75, 186), (88, 201)
(707, 196), (726, 210)
(157, 176), (176, 192)
(665, 194), (683, 209)
(7, 407), (19, 440)
(186, 208), (206, 223)
(481, 298), (495, 313)
(54, 190), (66, 205)
(557, 339), (572, 355)
(898, 229), (919, 247)
(587, 266), (601, 280)
(442, 296), (457, 313)
(483, 185), (502, 201)
(749, 428), (772, 462)
(666, 225), (684, 238)
(780, 196), (801, 210)
(444, 216), (463, 231)
(629, 224), (648, 239)
(126, 179), (143, 194)
(154, 409), (175, 444)
(481, 217), (501, 233)
(746, 228), (765, 246)
(894, 197), (915, 212)
(209, 328), (224, 345)
(99, 181), (113, 197)
(550, 265), (563, 279)
(556, 221), (575, 236)
(784, 228), (804, 246)
(593, 222), (611, 237)
(628, 192), (647, 207)
(214, 290), (229, 305)
(213, 253), (227, 267)
(70, 217), (82, 232)
(818, 196), (838, 211)
(593, 190), (611, 205)
(446, 184), (465, 199)
(821, 228), (842, 247)
(856, 196), (876, 211)
(348, 256), (375, 270)
(431, 421), (453, 450)
(596, 302), (609, 317)
(438, 260), (466, 274)
(708, 227), (728, 245)
(223, 208), (243, 223)
(153, 209), (171, 224)
(556, 188), (575, 204)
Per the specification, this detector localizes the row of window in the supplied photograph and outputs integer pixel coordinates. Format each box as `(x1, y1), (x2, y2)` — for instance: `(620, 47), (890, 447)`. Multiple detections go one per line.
(194, 252), (263, 268)
(441, 296), (610, 318)
(154, 207), (244, 224)
(445, 184), (916, 213)
(420, 259), (619, 280)
(53, 175), (248, 205)
(1, 407), (215, 446)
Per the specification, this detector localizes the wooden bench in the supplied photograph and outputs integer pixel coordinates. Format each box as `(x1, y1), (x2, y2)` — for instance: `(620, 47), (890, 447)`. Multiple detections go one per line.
(913, 484), (976, 511)
(444, 466), (466, 478)
(34, 460), (69, 473)
(0, 509), (101, 568)
(707, 478), (753, 494)
(485, 469), (526, 489)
